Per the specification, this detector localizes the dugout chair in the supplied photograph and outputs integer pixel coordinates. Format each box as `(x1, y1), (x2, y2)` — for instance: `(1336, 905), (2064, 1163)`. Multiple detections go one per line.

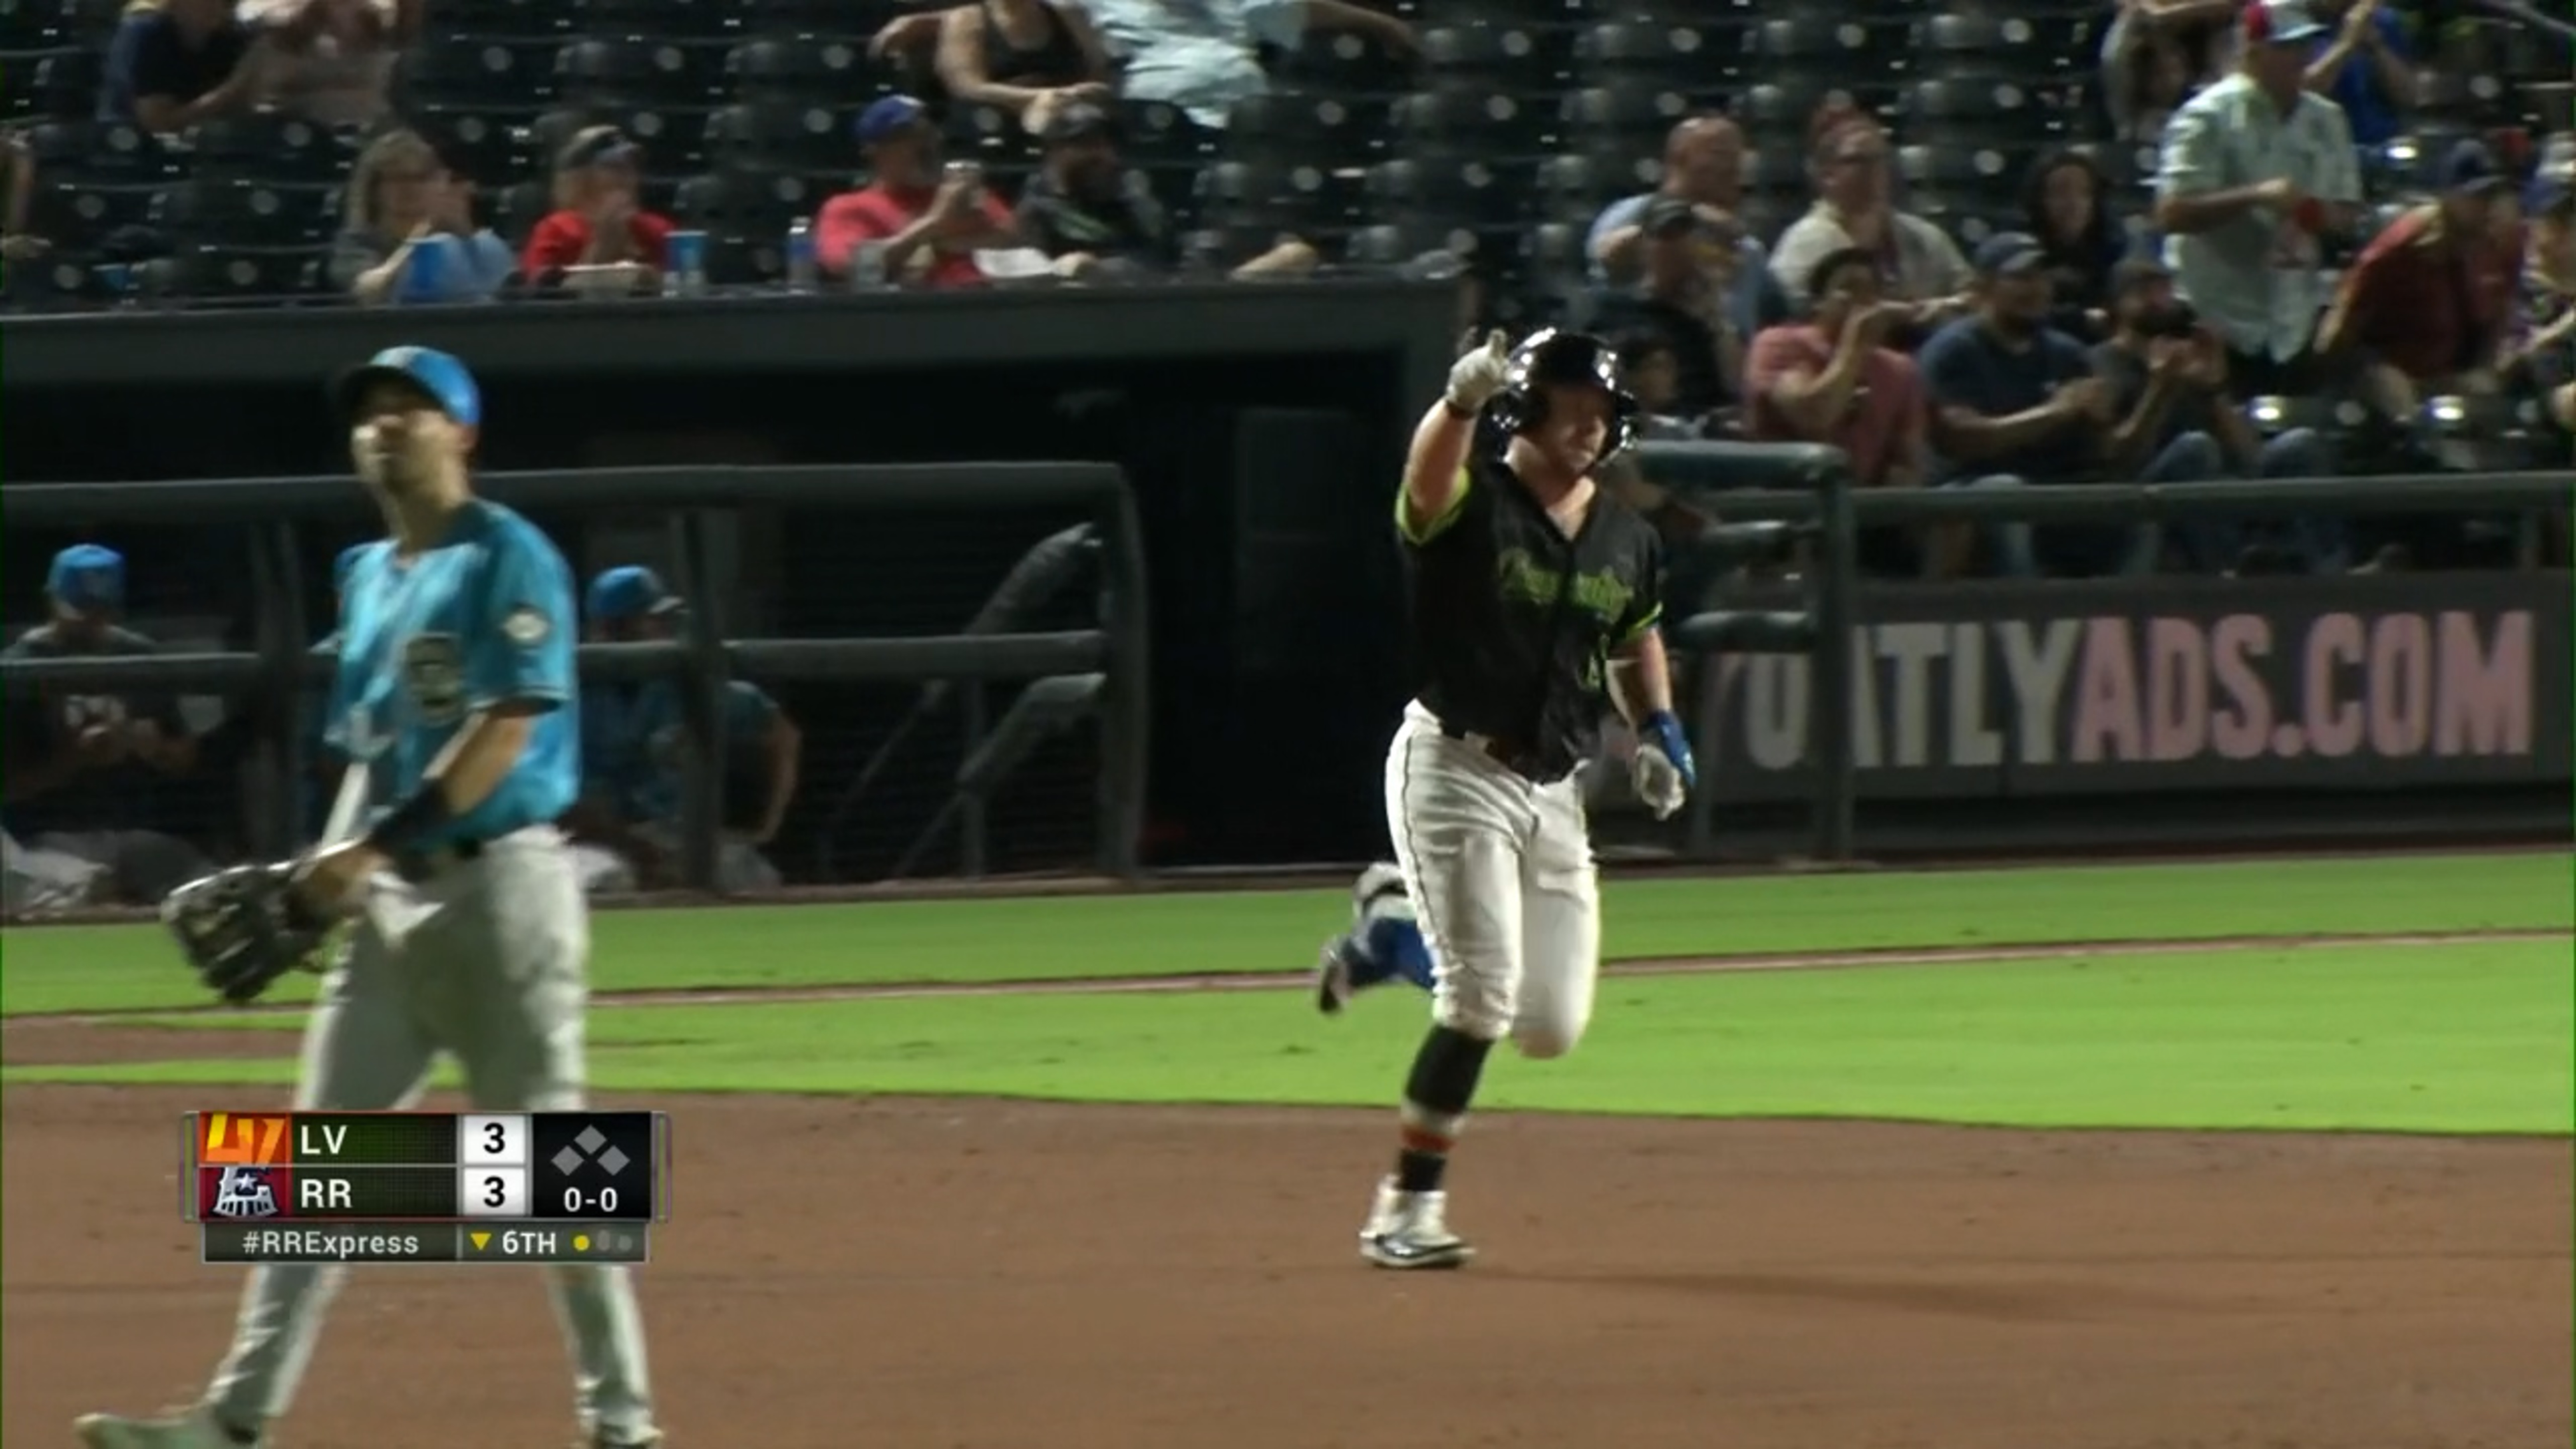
(887, 674), (1105, 882)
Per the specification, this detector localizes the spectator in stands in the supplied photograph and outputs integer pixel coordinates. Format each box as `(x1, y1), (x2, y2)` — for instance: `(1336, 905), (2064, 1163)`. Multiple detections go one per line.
(238, 0), (414, 131)
(520, 126), (671, 294)
(0, 130), (43, 262)
(100, 0), (274, 136)
(332, 129), (515, 304)
(2296, 0), (2414, 150)
(1770, 105), (1973, 338)
(2025, 147), (2130, 342)
(2093, 257), (2346, 572)
(1592, 196), (1746, 425)
(817, 94), (1022, 287)
(2100, 0), (2233, 142)
(933, 0), (1115, 134)
(1746, 245), (1943, 577)
(2318, 139), (2518, 422)
(2153, 0), (2363, 398)
(2506, 175), (2576, 439)
(1015, 101), (1315, 279)
(1921, 234), (2152, 579)
(1587, 116), (1789, 340)
(1080, 0), (1414, 129)
(1614, 333), (1706, 441)
(566, 567), (800, 895)
(0, 545), (214, 908)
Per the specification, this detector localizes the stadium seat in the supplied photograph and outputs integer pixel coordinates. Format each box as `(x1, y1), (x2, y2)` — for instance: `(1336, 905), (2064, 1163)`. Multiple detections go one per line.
(1416, 23), (1562, 95)
(944, 99), (1042, 168)
(1755, 16), (1911, 89)
(574, 0), (732, 38)
(397, 34), (560, 106)
(436, 0), (565, 37)
(191, 113), (350, 183)
(1912, 12), (2062, 83)
(1534, 152), (1634, 226)
(408, 100), (541, 182)
(1113, 100), (1218, 169)
(723, 35), (874, 103)
(168, 243), (331, 300)
(1225, 90), (1388, 167)
(1558, 81), (1690, 158)
(1273, 25), (1414, 96)
(1575, 19), (1734, 91)
(28, 45), (98, 119)
(1898, 77), (2055, 144)
(154, 177), (339, 247)
(704, 99), (848, 173)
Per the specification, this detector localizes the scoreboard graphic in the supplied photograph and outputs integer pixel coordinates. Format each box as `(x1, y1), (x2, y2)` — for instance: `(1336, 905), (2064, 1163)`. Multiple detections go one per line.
(186, 1111), (669, 1265)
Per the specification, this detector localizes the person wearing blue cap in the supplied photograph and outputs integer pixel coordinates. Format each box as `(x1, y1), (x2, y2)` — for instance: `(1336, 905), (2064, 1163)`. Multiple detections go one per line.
(812, 92), (1021, 287)
(1920, 234), (2155, 578)
(0, 542), (215, 911)
(562, 565), (800, 894)
(2319, 138), (2516, 396)
(75, 346), (663, 1449)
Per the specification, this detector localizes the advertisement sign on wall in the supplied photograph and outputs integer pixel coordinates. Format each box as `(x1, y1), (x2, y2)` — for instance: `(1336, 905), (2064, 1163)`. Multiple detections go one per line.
(1694, 576), (2571, 802)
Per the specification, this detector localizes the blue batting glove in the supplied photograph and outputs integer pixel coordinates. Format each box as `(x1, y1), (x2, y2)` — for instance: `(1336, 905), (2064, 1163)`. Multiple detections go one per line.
(1640, 709), (1696, 791)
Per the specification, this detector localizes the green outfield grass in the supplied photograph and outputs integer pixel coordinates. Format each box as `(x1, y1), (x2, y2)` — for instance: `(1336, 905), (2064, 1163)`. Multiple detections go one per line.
(3, 852), (2569, 1018)
(9, 940), (2569, 1135)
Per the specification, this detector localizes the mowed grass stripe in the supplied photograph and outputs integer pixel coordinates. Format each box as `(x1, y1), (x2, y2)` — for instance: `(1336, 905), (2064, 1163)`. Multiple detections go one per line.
(5, 852), (2568, 1018)
(13, 939), (2565, 1135)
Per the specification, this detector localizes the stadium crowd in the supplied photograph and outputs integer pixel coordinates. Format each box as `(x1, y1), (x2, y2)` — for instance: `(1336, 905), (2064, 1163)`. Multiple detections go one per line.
(1, 0), (2569, 908)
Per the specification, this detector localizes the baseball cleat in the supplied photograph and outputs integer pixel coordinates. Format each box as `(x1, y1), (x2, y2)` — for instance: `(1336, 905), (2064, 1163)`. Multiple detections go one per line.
(1314, 936), (1363, 1015)
(1358, 1176), (1474, 1270)
(75, 1410), (249, 1449)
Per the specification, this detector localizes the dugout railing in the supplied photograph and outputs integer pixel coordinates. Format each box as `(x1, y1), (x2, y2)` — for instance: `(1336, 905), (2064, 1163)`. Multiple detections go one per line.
(1643, 439), (2575, 866)
(0, 463), (1152, 894)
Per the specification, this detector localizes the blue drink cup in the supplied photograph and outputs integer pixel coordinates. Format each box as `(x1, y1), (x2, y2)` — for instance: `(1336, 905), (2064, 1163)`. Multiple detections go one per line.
(400, 234), (450, 302)
(666, 229), (708, 296)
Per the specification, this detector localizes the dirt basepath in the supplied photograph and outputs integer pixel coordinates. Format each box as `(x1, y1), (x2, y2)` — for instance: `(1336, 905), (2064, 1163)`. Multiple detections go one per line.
(4, 1088), (2567, 1449)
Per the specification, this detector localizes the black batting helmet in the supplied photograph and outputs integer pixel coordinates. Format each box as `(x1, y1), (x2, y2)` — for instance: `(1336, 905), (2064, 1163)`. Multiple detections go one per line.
(1484, 327), (1640, 466)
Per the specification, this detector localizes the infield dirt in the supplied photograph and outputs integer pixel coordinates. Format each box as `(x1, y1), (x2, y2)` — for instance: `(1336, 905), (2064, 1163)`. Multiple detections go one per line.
(6, 1074), (2571, 1449)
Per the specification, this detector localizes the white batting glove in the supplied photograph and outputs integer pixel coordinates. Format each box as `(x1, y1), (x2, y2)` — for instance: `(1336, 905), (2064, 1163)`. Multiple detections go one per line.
(1444, 328), (1512, 415)
(1631, 709), (1695, 821)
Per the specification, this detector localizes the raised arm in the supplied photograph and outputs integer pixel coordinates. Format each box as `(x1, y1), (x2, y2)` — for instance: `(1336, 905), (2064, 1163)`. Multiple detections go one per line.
(1400, 331), (1509, 542)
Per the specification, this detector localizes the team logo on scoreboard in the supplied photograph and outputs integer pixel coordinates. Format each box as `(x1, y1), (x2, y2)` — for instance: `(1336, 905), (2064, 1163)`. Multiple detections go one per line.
(203, 1166), (284, 1220)
(200, 1113), (292, 1167)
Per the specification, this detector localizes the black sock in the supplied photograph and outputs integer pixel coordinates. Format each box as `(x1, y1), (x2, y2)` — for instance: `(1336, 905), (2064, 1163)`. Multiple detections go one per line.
(1395, 1147), (1448, 1193)
(1389, 1024), (1494, 1195)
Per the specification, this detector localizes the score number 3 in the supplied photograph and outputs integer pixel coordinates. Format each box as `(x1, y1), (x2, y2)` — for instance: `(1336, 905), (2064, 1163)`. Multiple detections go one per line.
(459, 1115), (532, 1219)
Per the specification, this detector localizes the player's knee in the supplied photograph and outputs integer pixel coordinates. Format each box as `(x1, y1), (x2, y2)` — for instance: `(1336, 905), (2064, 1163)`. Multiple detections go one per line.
(1511, 1004), (1592, 1060)
(1430, 979), (1515, 1042)
(1511, 1020), (1585, 1060)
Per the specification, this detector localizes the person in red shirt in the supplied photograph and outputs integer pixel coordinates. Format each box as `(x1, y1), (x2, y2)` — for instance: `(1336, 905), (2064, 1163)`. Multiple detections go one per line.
(1745, 245), (1946, 576)
(519, 125), (672, 291)
(814, 93), (1019, 288)
(2318, 139), (2518, 418)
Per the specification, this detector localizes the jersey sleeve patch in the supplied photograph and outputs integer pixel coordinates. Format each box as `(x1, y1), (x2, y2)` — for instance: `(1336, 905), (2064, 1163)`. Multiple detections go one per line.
(501, 606), (552, 646)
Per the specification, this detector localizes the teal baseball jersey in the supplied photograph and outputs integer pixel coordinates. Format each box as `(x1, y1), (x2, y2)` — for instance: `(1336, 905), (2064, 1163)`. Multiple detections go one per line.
(584, 677), (779, 826)
(326, 501), (581, 847)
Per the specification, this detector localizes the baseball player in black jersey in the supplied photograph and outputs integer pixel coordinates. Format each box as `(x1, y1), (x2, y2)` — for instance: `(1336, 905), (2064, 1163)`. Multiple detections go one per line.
(1352, 327), (1697, 1270)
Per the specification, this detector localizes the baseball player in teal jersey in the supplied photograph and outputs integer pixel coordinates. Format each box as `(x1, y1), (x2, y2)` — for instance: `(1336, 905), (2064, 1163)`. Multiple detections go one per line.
(76, 346), (662, 1449)
(564, 565), (799, 894)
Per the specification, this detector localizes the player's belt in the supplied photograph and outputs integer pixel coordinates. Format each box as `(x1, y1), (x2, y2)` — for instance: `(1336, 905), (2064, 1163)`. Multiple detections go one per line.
(391, 838), (485, 883)
(1437, 720), (1573, 786)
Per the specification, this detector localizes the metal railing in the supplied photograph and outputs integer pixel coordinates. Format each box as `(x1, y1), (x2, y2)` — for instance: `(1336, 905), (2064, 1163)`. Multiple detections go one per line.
(0, 463), (1152, 891)
(1642, 440), (2574, 865)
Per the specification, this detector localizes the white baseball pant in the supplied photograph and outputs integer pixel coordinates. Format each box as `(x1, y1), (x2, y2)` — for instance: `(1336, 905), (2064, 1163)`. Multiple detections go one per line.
(203, 826), (658, 1446)
(1383, 700), (1601, 1057)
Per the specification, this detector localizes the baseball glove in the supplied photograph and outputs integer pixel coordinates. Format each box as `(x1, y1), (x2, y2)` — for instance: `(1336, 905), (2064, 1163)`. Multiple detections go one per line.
(161, 863), (345, 1005)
